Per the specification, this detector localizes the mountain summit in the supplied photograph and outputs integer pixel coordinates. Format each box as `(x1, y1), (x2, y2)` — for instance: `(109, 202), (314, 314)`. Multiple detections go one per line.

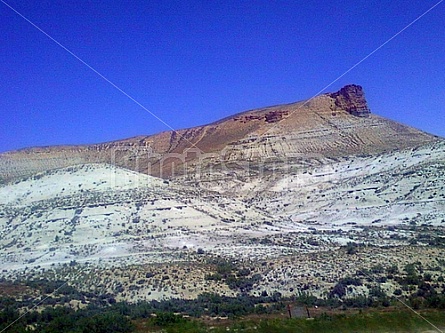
(0, 84), (439, 183)
(328, 84), (370, 117)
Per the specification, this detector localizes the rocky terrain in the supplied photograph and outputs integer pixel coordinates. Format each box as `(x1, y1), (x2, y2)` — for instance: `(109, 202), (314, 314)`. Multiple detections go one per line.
(0, 84), (444, 303)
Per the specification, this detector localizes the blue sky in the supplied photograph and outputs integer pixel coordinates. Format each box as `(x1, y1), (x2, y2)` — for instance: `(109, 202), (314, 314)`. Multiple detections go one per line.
(0, 0), (444, 152)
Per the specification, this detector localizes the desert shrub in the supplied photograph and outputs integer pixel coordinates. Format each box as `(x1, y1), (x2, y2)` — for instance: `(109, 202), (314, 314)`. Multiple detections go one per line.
(152, 312), (186, 326)
(346, 242), (358, 255)
(393, 289), (402, 296)
(329, 282), (346, 298)
(339, 276), (362, 286)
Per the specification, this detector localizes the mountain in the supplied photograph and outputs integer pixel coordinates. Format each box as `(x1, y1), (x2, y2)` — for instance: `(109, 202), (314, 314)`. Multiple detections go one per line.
(0, 84), (444, 302)
(0, 85), (438, 185)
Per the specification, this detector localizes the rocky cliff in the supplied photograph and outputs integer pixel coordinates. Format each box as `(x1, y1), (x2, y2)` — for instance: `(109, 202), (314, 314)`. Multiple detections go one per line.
(328, 84), (371, 117)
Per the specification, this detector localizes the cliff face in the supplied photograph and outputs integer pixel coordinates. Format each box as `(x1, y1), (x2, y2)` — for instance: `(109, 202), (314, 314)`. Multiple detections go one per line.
(328, 84), (371, 117)
(0, 85), (440, 182)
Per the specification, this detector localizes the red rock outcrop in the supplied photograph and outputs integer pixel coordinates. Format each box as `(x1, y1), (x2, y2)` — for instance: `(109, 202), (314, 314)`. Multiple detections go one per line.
(264, 110), (289, 123)
(328, 84), (371, 117)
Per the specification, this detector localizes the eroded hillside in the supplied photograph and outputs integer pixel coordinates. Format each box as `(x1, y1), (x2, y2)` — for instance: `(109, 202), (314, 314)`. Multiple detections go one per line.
(0, 85), (444, 303)
(0, 85), (439, 182)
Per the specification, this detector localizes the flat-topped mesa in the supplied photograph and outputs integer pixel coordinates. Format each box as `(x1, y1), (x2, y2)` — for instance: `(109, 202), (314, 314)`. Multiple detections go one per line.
(328, 84), (371, 117)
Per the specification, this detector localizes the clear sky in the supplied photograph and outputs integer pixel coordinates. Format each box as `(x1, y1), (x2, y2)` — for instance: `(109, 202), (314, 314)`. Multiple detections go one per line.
(1, 0), (444, 153)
